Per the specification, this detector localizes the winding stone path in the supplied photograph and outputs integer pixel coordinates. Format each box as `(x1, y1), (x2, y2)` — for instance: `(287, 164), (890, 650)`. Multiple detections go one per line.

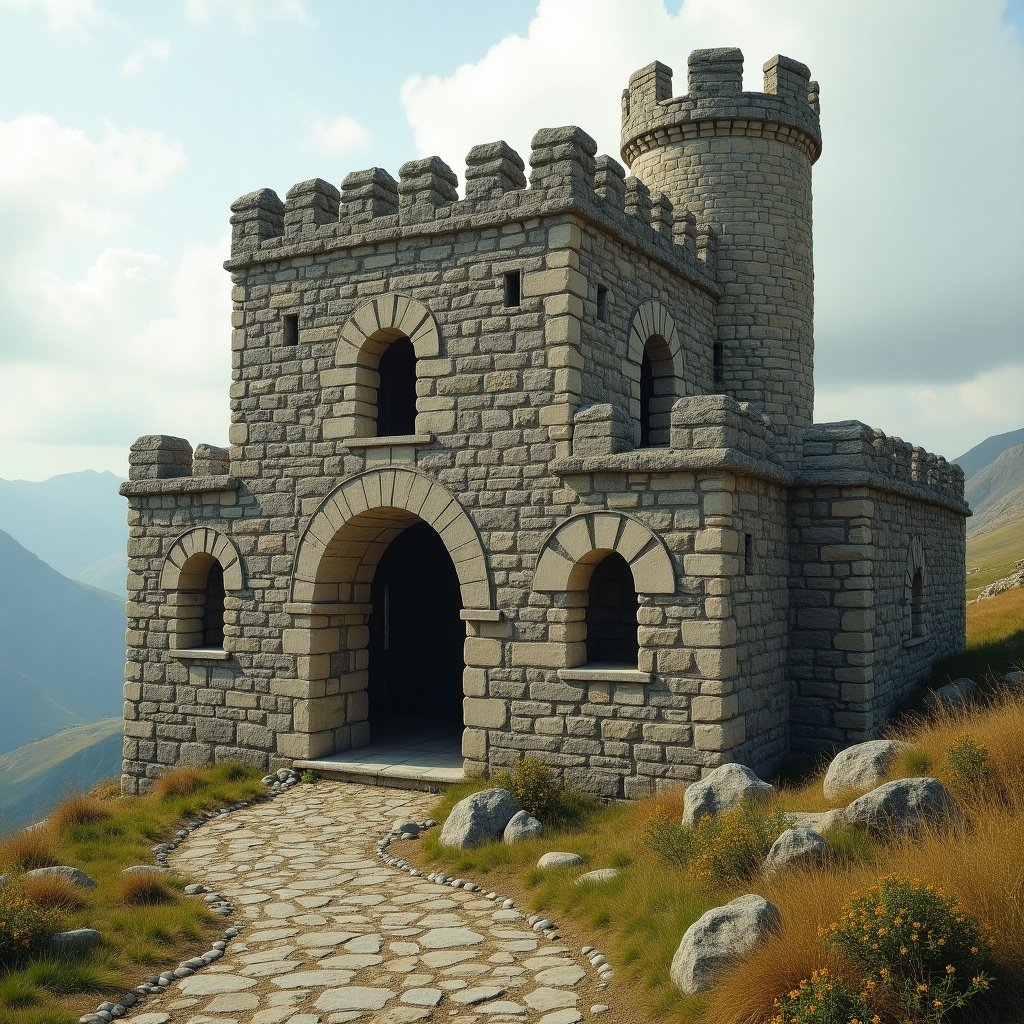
(129, 782), (598, 1023)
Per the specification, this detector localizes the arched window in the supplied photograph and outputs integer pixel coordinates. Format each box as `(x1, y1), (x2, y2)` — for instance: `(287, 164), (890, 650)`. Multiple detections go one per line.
(171, 554), (227, 651)
(376, 337), (417, 437)
(639, 335), (673, 447)
(585, 552), (639, 665)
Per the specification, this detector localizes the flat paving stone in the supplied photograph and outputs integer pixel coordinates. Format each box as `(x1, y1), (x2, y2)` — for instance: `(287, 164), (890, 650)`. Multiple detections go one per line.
(124, 780), (593, 1023)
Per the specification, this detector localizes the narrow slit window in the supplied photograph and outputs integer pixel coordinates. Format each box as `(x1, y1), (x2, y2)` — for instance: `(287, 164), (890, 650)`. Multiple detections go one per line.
(283, 313), (299, 347)
(744, 533), (754, 575)
(910, 569), (925, 638)
(597, 285), (608, 323)
(201, 561), (225, 648)
(377, 337), (417, 436)
(713, 342), (724, 390)
(503, 270), (522, 308)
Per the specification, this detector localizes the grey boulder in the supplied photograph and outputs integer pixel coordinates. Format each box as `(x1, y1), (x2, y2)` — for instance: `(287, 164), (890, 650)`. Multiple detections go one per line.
(783, 809), (846, 833)
(822, 739), (906, 800)
(845, 777), (961, 836)
(1002, 670), (1023, 688)
(537, 852), (585, 869)
(575, 868), (620, 885)
(763, 828), (829, 877)
(25, 865), (97, 889)
(925, 677), (976, 709)
(121, 865), (166, 876)
(439, 788), (521, 849)
(503, 809), (543, 844)
(51, 928), (102, 951)
(683, 763), (774, 826)
(670, 894), (781, 994)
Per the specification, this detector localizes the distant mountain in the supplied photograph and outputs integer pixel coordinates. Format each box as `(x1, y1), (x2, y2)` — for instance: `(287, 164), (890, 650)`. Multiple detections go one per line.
(0, 718), (122, 830)
(954, 427), (1024, 480)
(965, 443), (1024, 536)
(0, 529), (123, 755)
(0, 470), (127, 596)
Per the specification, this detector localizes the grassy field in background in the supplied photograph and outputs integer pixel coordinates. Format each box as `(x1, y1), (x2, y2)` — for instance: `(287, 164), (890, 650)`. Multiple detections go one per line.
(966, 514), (1024, 598)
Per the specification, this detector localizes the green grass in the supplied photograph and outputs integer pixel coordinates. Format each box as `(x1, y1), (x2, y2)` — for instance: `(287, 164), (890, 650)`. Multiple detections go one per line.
(966, 515), (1024, 599)
(0, 762), (266, 1023)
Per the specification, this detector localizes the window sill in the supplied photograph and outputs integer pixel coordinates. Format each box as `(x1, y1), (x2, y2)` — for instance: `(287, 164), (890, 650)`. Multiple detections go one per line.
(345, 433), (433, 450)
(903, 635), (929, 649)
(169, 648), (231, 661)
(558, 664), (652, 684)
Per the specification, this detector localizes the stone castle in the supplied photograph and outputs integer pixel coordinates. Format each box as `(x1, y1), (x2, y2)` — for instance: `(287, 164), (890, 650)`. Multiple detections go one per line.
(121, 47), (968, 798)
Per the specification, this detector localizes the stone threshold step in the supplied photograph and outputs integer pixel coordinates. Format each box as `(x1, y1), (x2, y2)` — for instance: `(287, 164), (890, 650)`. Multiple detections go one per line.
(293, 757), (465, 793)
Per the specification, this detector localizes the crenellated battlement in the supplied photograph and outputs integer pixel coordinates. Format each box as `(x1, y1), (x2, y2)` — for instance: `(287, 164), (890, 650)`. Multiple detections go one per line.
(620, 48), (821, 166)
(227, 127), (718, 291)
(801, 422), (966, 508)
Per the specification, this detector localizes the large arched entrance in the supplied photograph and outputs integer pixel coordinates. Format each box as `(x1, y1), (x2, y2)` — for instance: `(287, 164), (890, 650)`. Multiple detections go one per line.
(369, 521), (464, 732)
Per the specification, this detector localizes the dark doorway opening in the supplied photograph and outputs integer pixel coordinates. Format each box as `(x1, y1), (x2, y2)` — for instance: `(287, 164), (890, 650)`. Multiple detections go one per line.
(586, 552), (639, 665)
(369, 521), (464, 734)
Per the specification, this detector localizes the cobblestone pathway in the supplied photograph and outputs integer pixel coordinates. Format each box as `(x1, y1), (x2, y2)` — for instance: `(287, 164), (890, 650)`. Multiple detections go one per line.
(128, 782), (601, 1024)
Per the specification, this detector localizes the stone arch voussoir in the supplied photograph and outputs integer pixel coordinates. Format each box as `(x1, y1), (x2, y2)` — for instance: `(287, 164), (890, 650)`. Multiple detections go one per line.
(290, 468), (493, 609)
(533, 512), (675, 595)
(160, 527), (244, 591)
(334, 292), (441, 367)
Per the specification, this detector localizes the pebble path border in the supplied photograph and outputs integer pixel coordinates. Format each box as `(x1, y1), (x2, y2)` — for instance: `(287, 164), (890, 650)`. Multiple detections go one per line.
(79, 769), (614, 1022)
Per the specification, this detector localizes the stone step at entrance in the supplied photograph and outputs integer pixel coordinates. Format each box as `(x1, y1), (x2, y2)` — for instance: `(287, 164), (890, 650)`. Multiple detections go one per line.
(294, 728), (464, 791)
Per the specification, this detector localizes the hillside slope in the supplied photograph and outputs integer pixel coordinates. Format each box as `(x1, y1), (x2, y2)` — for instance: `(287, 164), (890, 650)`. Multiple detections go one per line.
(0, 718), (122, 829)
(0, 470), (127, 595)
(955, 426), (1024, 479)
(0, 529), (124, 754)
(965, 442), (1024, 535)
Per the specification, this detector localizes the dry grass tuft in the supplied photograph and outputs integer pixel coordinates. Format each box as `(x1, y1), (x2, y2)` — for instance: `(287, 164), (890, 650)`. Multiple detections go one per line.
(47, 794), (114, 833)
(0, 828), (59, 872)
(153, 766), (205, 800)
(19, 874), (90, 912)
(120, 872), (174, 905)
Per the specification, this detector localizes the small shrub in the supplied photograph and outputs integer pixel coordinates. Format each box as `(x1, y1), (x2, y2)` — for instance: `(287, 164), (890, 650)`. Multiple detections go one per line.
(120, 874), (173, 906)
(0, 971), (39, 1007)
(493, 757), (561, 821)
(647, 800), (788, 884)
(47, 795), (112, 834)
(770, 968), (872, 1024)
(825, 876), (994, 1021)
(153, 766), (204, 800)
(0, 830), (59, 872)
(300, 769), (319, 785)
(19, 876), (88, 913)
(901, 748), (935, 776)
(219, 762), (250, 782)
(0, 889), (57, 966)
(945, 736), (993, 791)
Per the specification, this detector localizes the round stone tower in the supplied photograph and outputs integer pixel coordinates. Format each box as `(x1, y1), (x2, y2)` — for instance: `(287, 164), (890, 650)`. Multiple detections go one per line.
(621, 49), (822, 464)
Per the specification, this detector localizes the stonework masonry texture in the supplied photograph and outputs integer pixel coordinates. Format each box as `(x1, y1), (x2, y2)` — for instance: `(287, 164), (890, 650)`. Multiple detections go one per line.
(120, 46), (968, 798)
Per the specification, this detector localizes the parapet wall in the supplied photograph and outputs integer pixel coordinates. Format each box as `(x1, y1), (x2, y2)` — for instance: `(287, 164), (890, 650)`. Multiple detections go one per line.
(800, 421), (966, 510)
(620, 48), (821, 165)
(127, 435), (230, 482)
(228, 127), (718, 294)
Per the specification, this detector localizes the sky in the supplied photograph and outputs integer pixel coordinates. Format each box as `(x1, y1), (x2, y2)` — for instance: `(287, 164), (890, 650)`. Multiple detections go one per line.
(0, 0), (1022, 481)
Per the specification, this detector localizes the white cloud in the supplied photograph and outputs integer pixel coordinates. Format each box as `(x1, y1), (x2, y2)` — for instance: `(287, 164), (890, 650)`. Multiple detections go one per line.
(0, 115), (222, 480)
(308, 114), (369, 158)
(120, 38), (171, 77)
(0, 0), (103, 32)
(400, 0), (1024, 447)
(184, 0), (309, 30)
(0, 114), (185, 256)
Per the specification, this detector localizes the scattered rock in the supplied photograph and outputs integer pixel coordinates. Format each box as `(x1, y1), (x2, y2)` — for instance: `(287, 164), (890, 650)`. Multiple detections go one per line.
(25, 866), (97, 889)
(670, 894), (781, 994)
(52, 928), (102, 951)
(926, 677), (976, 709)
(574, 869), (620, 885)
(1003, 670), (1024, 688)
(392, 819), (420, 837)
(682, 763), (774, 826)
(503, 809), (543, 843)
(783, 809), (846, 833)
(763, 827), (829, 877)
(822, 739), (906, 800)
(537, 852), (585, 869)
(439, 788), (520, 849)
(845, 777), (962, 836)
(121, 865), (165, 876)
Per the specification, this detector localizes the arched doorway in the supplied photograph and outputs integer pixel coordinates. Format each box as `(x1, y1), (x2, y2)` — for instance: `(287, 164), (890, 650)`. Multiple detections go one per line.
(368, 520), (464, 734)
